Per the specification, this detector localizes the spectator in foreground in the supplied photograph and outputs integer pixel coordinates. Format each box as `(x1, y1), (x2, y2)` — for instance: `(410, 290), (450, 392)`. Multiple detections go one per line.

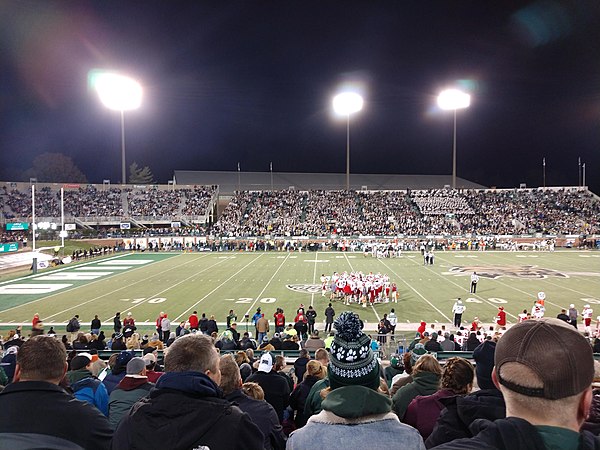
(0, 335), (112, 449)
(219, 354), (286, 450)
(287, 311), (425, 449)
(67, 352), (109, 416)
(290, 360), (327, 429)
(431, 318), (599, 449)
(392, 351), (442, 419)
(108, 357), (154, 430)
(113, 334), (263, 450)
(247, 352), (291, 423)
(403, 357), (474, 441)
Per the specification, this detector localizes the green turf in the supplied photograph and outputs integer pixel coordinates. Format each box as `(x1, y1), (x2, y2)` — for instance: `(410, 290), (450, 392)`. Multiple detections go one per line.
(0, 250), (599, 334)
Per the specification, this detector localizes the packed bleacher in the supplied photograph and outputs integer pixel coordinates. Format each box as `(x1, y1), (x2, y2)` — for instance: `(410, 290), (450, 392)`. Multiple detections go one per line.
(2, 183), (599, 236)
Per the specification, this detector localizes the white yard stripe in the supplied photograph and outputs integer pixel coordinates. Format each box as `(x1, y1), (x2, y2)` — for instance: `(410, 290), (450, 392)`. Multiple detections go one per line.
(38, 254), (210, 321)
(243, 253), (292, 318)
(310, 252), (319, 307)
(0, 252), (133, 286)
(378, 258), (451, 322)
(175, 254), (266, 322)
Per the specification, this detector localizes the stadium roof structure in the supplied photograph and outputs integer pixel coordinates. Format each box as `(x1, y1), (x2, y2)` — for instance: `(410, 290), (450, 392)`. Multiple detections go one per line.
(173, 171), (486, 195)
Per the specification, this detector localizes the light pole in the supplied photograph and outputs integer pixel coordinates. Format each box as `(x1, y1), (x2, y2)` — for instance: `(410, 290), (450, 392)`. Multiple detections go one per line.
(333, 92), (363, 191)
(437, 89), (470, 189)
(93, 72), (142, 185)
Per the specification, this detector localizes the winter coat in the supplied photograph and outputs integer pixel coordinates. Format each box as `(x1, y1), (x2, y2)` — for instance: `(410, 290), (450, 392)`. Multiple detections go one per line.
(303, 377), (329, 421)
(425, 388), (505, 448)
(430, 417), (600, 450)
(108, 376), (153, 430)
(293, 356), (309, 382)
(225, 389), (286, 450)
(289, 375), (320, 428)
(112, 371), (263, 450)
(403, 388), (457, 440)
(206, 319), (218, 335)
(67, 369), (109, 416)
(0, 380), (112, 450)
(102, 367), (127, 394)
(246, 370), (291, 422)
(392, 371), (440, 419)
(288, 385), (425, 450)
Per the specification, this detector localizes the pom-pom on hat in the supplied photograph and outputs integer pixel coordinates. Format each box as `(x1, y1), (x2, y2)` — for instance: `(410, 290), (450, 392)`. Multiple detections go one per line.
(328, 311), (379, 390)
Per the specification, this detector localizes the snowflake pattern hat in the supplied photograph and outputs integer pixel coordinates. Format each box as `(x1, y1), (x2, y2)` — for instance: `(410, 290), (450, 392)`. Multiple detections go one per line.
(328, 311), (380, 390)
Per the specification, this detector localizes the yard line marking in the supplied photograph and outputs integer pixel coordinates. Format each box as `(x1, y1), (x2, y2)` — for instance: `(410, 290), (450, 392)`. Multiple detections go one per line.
(242, 254), (292, 318)
(378, 259), (451, 322)
(310, 252), (319, 307)
(174, 254), (266, 322)
(38, 254), (211, 321)
(0, 252), (133, 286)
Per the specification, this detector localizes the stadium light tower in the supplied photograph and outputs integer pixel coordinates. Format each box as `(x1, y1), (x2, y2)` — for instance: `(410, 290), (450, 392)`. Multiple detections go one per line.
(333, 92), (363, 191)
(93, 72), (142, 185)
(437, 89), (470, 189)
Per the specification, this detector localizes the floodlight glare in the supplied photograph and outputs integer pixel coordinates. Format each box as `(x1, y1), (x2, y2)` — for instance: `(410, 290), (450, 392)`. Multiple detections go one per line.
(94, 73), (142, 111)
(437, 89), (470, 110)
(437, 88), (471, 190)
(333, 92), (364, 116)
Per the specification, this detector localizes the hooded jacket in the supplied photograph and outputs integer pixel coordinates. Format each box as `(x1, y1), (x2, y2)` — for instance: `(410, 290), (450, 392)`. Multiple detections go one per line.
(112, 371), (263, 450)
(430, 417), (600, 450)
(67, 369), (109, 416)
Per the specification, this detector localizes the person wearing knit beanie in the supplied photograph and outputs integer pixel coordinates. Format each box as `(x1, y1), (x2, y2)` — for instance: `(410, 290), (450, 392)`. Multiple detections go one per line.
(288, 311), (426, 449)
(328, 311), (380, 390)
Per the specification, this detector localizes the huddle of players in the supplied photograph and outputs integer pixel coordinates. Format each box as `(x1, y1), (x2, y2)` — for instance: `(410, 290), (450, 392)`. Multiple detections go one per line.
(321, 271), (398, 307)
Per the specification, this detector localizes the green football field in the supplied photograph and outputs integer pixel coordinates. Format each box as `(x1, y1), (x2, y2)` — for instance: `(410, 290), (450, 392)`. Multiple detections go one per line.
(0, 250), (599, 335)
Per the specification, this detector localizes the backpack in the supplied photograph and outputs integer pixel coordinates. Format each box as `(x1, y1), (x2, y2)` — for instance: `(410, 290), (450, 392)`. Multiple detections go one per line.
(66, 319), (75, 332)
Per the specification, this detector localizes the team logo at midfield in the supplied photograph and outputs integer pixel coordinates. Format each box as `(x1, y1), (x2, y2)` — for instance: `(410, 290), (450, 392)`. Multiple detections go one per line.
(286, 284), (321, 294)
(443, 265), (569, 279)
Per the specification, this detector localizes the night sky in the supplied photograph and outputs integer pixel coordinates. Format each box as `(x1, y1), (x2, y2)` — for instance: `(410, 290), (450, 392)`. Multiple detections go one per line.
(1, 1), (599, 193)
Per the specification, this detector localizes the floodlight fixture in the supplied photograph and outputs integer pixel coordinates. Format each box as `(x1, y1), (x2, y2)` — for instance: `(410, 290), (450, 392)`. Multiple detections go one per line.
(437, 89), (470, 111)
(333, 92), (364, 190)
(92, 71), (143, 184)
(437, 88), (471, 189)
(333, 92), (364, 116)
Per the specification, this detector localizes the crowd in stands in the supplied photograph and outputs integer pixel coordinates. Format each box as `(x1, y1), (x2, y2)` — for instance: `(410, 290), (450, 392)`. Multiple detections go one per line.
(2, 185), (216, 221)
(3, 184), (600, 237)
(213, 188), (600, 237)
(2, 305), (600, 449)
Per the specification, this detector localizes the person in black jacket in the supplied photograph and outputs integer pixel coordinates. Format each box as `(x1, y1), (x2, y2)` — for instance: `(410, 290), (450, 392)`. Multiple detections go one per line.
(113, 334), (263, 450)
(0, 335), (112, 450)
(289, 360), (327, 428)
(219, 354), (286, 450)
(247, 352), (291, 423)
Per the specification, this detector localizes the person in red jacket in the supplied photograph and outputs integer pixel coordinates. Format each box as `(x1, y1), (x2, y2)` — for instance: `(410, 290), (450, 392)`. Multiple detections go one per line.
(123, 312), (135, 328)
(188, 311), (199, 331)
(495, 307), (507, 331)
(417, 321), (427, 338)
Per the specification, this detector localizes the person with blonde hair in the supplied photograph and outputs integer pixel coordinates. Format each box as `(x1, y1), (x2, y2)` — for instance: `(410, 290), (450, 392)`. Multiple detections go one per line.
(404, 357), (474, 440)
(126, 333), (140, 350)
(289, 360), (327, 428)
(392, 354), (442, 419)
